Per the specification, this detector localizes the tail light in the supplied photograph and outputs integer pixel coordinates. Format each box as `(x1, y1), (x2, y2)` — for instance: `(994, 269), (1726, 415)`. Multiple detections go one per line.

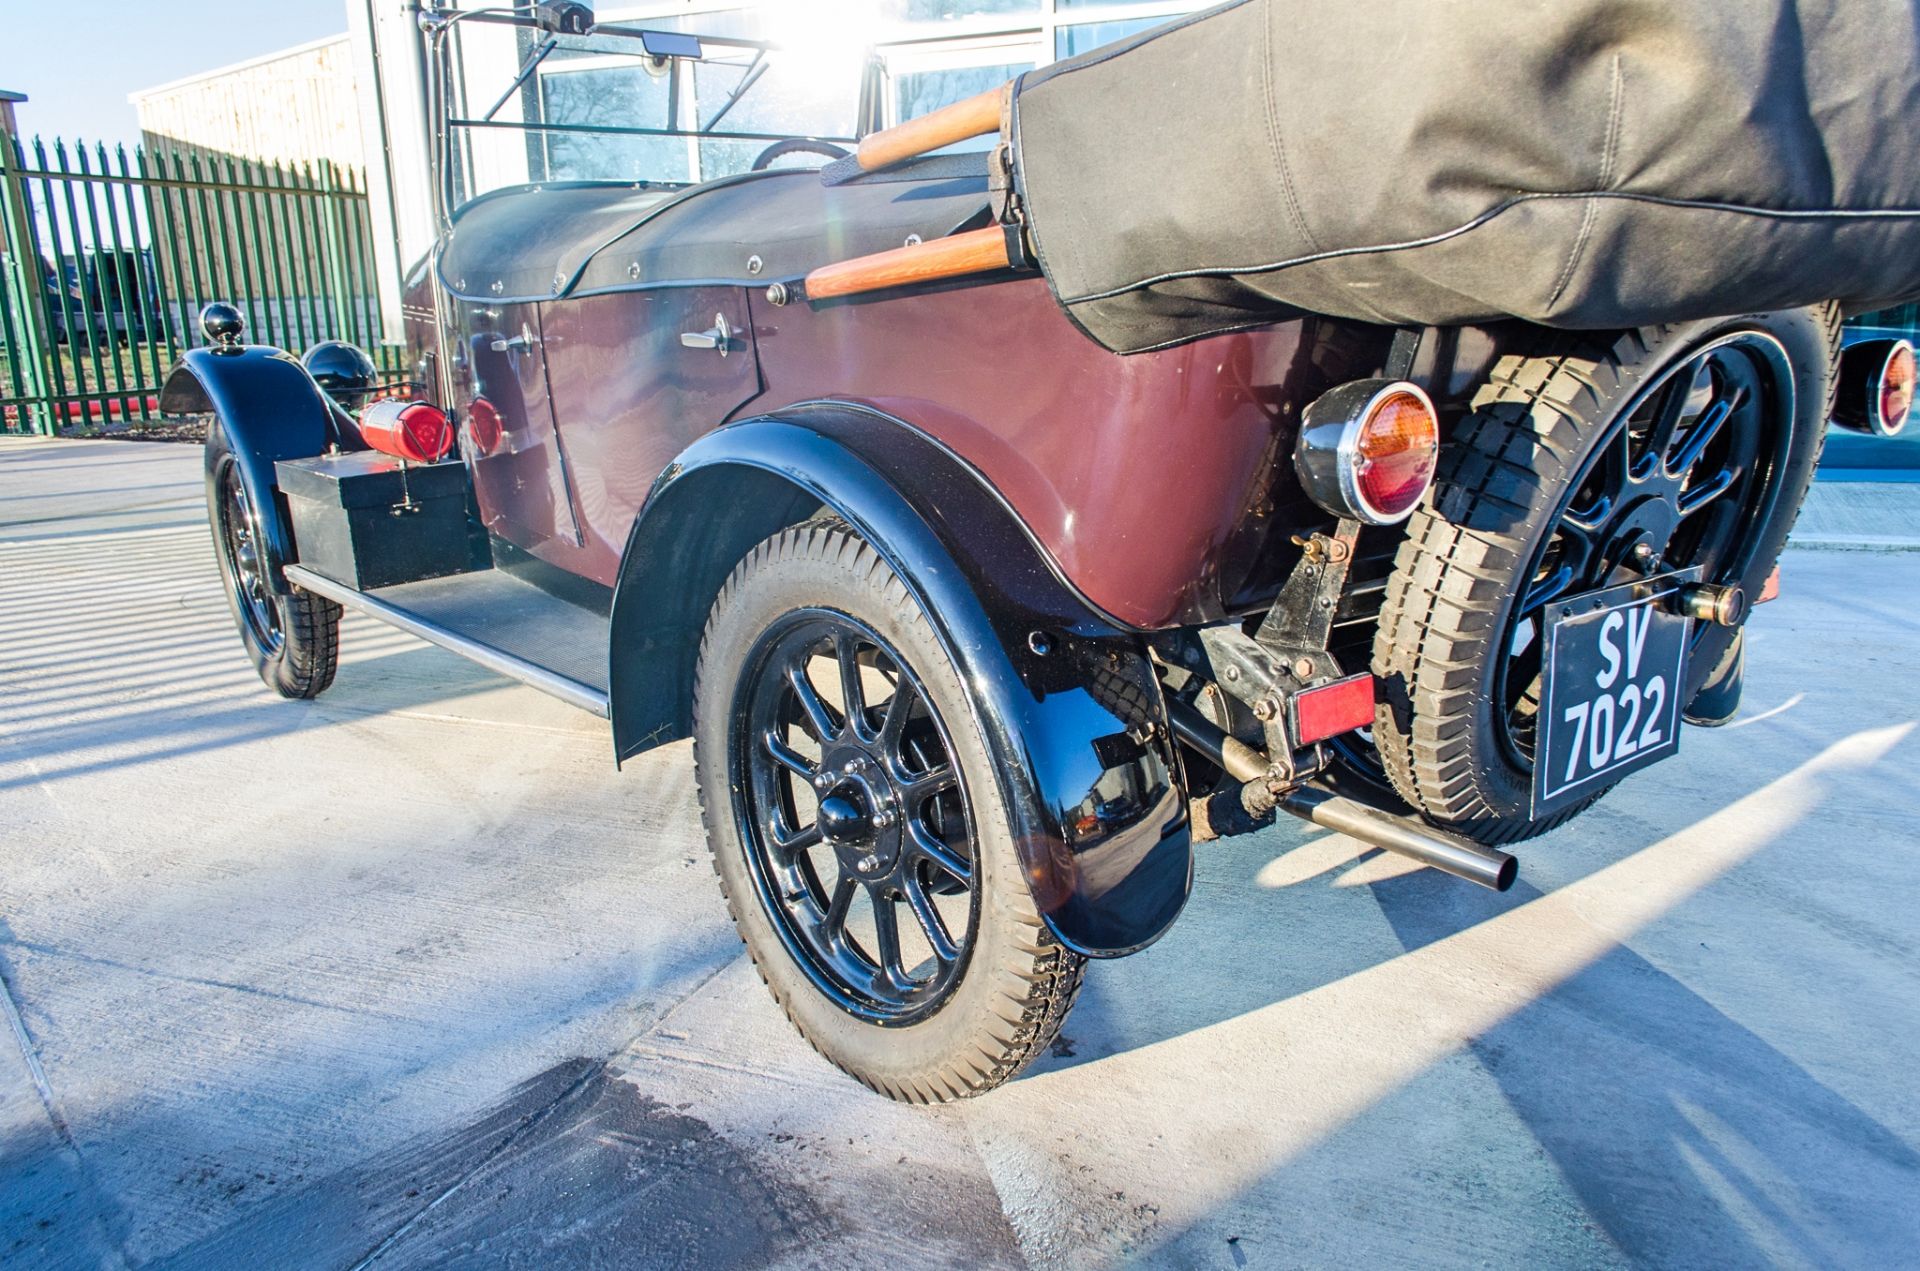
(1832, 337), (1914, 437)
(466, 396), (503, 456)
(359, 399), (454, 463)
(1295, 379), (1440, 524)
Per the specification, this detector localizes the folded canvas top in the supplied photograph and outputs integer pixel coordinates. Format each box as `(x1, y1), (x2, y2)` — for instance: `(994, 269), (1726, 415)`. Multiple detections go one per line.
(1009, 0), (1920, 352)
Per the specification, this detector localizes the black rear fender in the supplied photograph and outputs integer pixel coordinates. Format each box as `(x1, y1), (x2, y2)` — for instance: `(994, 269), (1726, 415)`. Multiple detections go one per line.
(163, 345), (344, 593)
(608, 404), (1193, 957)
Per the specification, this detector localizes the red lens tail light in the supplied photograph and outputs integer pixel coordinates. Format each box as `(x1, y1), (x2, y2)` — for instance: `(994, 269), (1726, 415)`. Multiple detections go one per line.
(1353, 389), (1440, 520)
(1833, 337), (1914, 438)
(1295, 379), (1441, 525)
(466, 396), (502, 456)
(358, 399), (454, 463)
(1293, 673), (1376, 746)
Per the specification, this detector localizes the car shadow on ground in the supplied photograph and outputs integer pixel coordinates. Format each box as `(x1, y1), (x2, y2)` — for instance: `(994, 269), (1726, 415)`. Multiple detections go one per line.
(1032, 716), (1920, 1265)
(0, 643), (532, 796)
(1360, 871), (1920, 1265)
(0, 521), (568, 795)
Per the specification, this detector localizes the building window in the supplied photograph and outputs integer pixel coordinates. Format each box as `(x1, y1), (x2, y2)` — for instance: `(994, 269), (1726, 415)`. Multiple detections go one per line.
(1055, 16), (1163, 58)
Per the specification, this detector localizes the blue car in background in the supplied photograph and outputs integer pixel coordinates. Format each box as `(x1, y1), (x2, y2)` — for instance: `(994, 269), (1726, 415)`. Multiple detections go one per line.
(40, 249), (164, 347)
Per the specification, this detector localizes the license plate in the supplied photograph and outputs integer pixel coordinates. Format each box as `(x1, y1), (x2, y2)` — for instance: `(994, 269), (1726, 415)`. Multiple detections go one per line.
(1534, 569), (1698, 814)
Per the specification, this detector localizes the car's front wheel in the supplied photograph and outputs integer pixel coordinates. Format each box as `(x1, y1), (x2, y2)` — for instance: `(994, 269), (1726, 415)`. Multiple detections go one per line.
(692, 520), (1083, 1102)
(209, 449), (339, 699)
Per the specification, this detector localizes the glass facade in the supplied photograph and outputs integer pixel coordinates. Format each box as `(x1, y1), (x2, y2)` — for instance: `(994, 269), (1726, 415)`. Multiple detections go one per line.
(1055, 17), (1162, 58)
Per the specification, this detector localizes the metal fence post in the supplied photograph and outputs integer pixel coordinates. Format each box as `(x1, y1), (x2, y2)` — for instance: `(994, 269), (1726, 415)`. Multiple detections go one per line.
(0, 126), (56, 434)
(317, 158), (354, 343)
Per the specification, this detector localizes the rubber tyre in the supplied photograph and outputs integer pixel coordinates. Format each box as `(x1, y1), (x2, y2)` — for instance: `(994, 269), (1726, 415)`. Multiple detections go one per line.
(209, 448), (340, 700)
(1372, 306), (1840, 845)
(692, 521), (1084, 1102)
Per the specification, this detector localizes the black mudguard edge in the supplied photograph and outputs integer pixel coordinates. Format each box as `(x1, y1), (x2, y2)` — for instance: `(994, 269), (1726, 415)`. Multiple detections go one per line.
(164, 345), (339, 594)
(608, 408), (1193, 958)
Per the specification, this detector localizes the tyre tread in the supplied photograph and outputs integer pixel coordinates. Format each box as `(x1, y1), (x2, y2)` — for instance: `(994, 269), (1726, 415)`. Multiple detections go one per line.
(1373, 309), (1837, 845)
(692, 519), (1083, 1102)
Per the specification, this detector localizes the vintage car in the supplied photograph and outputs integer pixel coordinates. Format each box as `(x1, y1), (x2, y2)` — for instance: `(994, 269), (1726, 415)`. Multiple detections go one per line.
(162, 2), (1914, 1102)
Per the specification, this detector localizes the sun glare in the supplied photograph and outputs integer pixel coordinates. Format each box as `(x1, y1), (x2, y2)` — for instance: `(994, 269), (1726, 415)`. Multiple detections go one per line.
(765, 0), (879, 88)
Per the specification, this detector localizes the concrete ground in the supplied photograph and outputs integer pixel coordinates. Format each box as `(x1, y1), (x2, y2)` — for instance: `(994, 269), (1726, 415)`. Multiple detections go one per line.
(2, 434), (1917, 1270)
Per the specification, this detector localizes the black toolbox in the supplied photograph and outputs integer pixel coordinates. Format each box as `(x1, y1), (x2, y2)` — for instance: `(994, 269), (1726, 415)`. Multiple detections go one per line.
(276, 452), (484, 590)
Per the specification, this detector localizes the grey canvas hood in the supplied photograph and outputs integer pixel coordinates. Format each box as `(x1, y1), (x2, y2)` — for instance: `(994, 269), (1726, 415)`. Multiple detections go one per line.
(1009, 0), (1920, 352)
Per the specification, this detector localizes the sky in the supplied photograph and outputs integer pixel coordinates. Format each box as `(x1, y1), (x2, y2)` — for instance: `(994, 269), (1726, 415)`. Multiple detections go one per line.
(1, 1), (349, 150)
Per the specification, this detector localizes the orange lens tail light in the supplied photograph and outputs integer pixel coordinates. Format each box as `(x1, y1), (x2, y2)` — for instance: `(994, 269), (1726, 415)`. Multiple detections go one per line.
(1833, 337), (1914, 438)
(1354, 389), (1440, 520)
(1295, 379), (1441, 524)
(1879, 342), (1914, 436)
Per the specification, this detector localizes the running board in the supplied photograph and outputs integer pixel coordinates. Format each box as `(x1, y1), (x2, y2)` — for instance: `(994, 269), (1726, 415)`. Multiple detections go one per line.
(284, 564), (611, 717)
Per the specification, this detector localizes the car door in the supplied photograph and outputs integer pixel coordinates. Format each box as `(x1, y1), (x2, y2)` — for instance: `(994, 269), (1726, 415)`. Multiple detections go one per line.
(455, 298), (583, 555)
(540, 286), (762, 585)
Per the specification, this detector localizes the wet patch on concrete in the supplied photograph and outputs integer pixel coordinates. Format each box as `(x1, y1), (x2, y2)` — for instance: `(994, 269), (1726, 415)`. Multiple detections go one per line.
(151, 1059), (827, 1270)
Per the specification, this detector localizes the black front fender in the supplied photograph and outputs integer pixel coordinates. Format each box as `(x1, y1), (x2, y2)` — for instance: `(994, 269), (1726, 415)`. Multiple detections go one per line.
(164, 345), (340, 593)
(608, 406), (1192, 957)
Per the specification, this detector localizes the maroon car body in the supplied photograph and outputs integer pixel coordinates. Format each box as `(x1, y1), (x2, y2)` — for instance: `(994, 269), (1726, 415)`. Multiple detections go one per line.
(406, 239), (1511, 630)
(175, 4), (1846, 1101)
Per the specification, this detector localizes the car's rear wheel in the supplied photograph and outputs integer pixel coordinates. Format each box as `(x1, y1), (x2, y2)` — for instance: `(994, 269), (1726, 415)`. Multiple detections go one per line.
(210, 452), (339, 699)
(1370, 307), (1838, 845)
(693, 521), (1082, 1102)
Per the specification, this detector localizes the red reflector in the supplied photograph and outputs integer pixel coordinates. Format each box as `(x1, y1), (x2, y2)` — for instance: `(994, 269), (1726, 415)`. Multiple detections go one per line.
(1294, 673), (1376, 746)
(1758, 565), (1781, 604)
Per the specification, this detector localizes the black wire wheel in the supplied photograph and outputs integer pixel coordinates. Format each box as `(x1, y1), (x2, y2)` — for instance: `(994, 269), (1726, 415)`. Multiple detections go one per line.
(693, 521), (1083, 1101)
(1371, 307), (1840, 845)
(207, 436), (339, 699)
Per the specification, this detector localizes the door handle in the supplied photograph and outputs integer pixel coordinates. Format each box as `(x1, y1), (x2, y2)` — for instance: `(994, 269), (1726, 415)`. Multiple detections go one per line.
(679, 312), (732, 357)
(490, 320), (540, 353)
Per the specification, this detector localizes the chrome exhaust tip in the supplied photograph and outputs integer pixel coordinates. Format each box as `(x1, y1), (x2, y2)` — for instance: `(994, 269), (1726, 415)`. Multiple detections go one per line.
(1278, 786), (1517, 891)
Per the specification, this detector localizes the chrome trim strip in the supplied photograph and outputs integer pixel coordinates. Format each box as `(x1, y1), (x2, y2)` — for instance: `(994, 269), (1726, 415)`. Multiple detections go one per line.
(284, 564), (611, 717)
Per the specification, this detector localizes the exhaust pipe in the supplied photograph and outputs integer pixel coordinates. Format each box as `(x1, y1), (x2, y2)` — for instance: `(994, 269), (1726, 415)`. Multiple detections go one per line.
(1168, 698), (1516, 891)
(1277, 786), (1516, 891)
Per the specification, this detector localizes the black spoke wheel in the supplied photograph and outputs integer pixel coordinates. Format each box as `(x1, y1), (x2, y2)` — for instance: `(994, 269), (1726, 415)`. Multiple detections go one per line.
(216, 463), (285, 653)
(736, 611), (977, 1023)
(1371, 308), (1839, 844)
(693, 521), (1083, 1102)
(1493, 332), (1792, 769)
(206, 432), (340, 700)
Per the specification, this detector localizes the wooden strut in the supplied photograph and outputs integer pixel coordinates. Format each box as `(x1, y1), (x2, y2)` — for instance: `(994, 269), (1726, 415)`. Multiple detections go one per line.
(804, 227), (1011, 300)
(852, 83), (1008, 176)
(803, 82), (1017, 301)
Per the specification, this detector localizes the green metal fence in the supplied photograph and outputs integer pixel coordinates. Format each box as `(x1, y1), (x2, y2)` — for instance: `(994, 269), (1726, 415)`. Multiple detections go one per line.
(0, 130), (404, 435)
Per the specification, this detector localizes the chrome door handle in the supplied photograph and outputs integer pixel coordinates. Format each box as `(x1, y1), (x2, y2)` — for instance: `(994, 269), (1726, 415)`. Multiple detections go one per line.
(679, 312), (731, 357)
(490, 320), (540, 353)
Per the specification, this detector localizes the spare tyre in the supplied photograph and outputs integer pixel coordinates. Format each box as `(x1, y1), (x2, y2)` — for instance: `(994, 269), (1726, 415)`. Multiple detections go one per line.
(1369, 305), (1840, 845)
